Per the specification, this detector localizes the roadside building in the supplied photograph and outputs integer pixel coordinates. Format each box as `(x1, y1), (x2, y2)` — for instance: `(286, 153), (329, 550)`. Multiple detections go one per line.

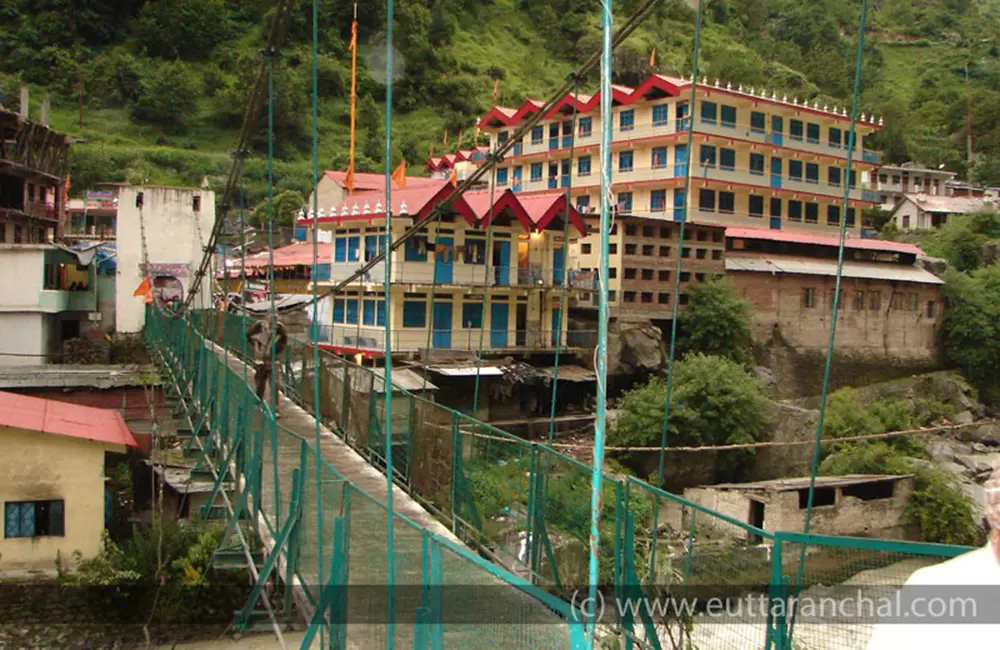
(683, 475), (916, 541)
(300, 179), (590, 359)
(567, 217), (726, 321)
(66, 188), (119, 241)
(889, 193), (998, 230)
(870, 163), (956, 208)
(0, 390), (138, 570)
(725, 227), (944, 360)
(476, 74), (882, 235)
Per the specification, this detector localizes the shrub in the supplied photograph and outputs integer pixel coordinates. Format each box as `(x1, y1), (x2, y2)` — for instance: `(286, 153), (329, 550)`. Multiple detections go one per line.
(677, 279), (754, 367)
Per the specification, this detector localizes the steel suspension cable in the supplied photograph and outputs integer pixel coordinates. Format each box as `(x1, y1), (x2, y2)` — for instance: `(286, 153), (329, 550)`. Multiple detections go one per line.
(383, 1), (397, 645)
(649, 0), (704, 588)
(586, 1), (613, 645)
(471, 164), (498, 414)
(264, 49), (281, 525)
(788, 0), (871, 641)
(547, 80), (580, 446)
(309, 1), (325, 644)
(417, 209), (448, 391)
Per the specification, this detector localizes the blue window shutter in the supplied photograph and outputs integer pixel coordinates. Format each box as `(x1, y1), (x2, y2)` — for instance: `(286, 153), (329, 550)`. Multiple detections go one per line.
(333, 299), (345, 323)
(346, 300), (359, 325)
(20, 502), (35, 537)
(363, 300), (375, 326)
(5, 503), (19, 538)
(377, 301), (387, 326)
(347, 237), (360, 261)
(50, 500), (64, 536)
(335, 238), (347, 263)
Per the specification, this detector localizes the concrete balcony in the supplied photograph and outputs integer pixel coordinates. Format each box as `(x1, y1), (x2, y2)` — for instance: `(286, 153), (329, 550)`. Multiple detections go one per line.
(695, 120), (881, 165)
(325, 260), (588, 290)
(37, 289), (96, 312)
(320, 325), (597, 354)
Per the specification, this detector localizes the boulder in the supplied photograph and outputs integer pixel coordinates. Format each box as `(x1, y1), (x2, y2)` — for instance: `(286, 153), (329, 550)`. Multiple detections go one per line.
(953, 410), (975, 425)
(918, 254), (948, 277)
(959, 422), (1000, 445)
(608, 321), (667, 376)
(755, 365), (779, 397)
(954, 454), (997, 476)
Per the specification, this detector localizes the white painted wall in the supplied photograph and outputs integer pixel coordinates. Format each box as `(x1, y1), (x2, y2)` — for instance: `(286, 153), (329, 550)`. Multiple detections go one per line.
(0, 313), (46, 366)
(115, 186), (215, 332)
(0, 245), (45, 309)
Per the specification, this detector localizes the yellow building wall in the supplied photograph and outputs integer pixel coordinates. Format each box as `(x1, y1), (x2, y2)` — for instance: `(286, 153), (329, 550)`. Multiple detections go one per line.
(0, 427), (116, 571)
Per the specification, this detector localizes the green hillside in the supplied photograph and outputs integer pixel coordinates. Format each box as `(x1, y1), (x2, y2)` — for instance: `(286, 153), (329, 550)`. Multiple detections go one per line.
(1, 0), (999, 210)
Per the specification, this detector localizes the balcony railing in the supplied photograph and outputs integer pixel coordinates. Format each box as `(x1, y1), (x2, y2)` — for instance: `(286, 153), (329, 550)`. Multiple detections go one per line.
(37, 289), (96, 312)
(318, 325), (598, 353)
(325, 260), (592, 290)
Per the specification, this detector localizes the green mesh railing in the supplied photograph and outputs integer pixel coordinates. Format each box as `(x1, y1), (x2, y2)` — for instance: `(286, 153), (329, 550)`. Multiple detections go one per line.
(145, 307), (584, 648)
(155, 307), (974, 650)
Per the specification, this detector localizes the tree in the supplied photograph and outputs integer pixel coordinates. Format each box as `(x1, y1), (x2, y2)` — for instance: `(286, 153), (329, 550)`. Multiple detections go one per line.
(250, 190), (306, 229)
(610, 353), (771, 482)
(130, 0), (232, 61)
(941, 265), (1000, 386)
(677, 278), (754, 367)
(130, 61), (198, 131)
(922, 211), (1000, 272)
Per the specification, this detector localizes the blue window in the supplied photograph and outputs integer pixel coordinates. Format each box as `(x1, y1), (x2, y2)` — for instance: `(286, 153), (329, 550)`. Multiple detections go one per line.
(617, 192), (633, 214)
(750, 111), (766, 133)
(530, 162), (543, 181)
(531, 126), (544, 144)
(749, 195), (764, 217)
(806, 202), (819, 223)
(652, 104), (669, 126)
(806, 123), (820, 143)
(619, 109), (635, 131)
(576, 195), (591, 212)
(750, 153), (765, 175)
(405, 236), (428, 262)
(578, 117), (592, 137)
(496, 168), (508, 186)
(846, 207), (856, 226)
(699, 144), (716, 167)
(805, 163), (819, 183)
(719, 191), (735, 213)
(698, 188), (716, 211)
(789, 160), (803, 180)
(700, 101), (717, 125)
(362, 300), (386, 326)
(790, 119), (804, 140)
(578, 156), (592, 176)
(651, 147), (668, 169)
(4, 500), (63, 538)
(334, 238), (347, 263)
(719, 148), (736, 171)
(347, 236), (360, 262)
(346, 299), (359, 325)
(333, 299), (345, 323)
(497, 131), (509, 145)
(651, 189), (667, 212)
(402, 301), (426, 328)
(619, 150), (634, 173)
(827, 205), (840, 225)
(828, 167), (842, 186)
(720, 105), (737, 128)
(829, 127), (842, 148)
(770, 198), (782, 217)
(462, 303), (483, 329)
(364, 234), (385, 262)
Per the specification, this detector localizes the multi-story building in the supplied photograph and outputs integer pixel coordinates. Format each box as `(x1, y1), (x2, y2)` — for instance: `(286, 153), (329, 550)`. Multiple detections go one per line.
(870, 163), (956, 208)
(307, 170), (443, 217)
(425, 147), (489, 184)
(889, 194), (998, 230)
(478, 74), (883, 234)
(66, 188), (119, 241)
(305, 180), (590, 358)
(1, 94), (70, 244)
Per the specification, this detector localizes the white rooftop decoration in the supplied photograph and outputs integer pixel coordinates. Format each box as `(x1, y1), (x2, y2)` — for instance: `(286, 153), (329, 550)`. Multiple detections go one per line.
(375, 200), (383, 212)
(726, 81), (732, 90)
(714, 79), (720, 86)
(362, 202), (371, 215)
(793, 97), (799, 105)
(771, 91), (777, 99)
(879, 117), (884, 126)
(400, 201), (409, 215)
(351, 204), (360, 215)
(861, 113), (867, 122)
(738, 84), (744, 92)
(341, 205), (349, 216)
(749, 86), (755, 94)
(318, 208), (325, 218)
(782, 95), (788, 102)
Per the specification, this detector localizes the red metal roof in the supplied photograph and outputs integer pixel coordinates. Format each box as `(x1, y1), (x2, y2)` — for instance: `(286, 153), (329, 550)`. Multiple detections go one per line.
(323, 170), (441, 191)
(478, 73), (881, 131)
(300, 183), (478, 227)
(241, 242), (331, 269)
(726, 226), (924, 256)
(0, 390), (138, 448)
(510, 192), (587, 235)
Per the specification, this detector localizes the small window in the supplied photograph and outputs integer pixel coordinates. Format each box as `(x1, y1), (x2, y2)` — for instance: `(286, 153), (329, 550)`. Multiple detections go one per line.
(698, 188), (716, 211)
(700, 101), (718, 125)
(531, 126), (544, 144)
(719, 148), (736, 171)
(907, 292), (918, 311)
(623, 291), (637, 303)
(625, 243), (637, 255)
(750, 153), (765, 175)
(926, 301), (936, 317)
(695, 273), (706, 283)
(828, 167), (842, 187)
(718, 191), (735, 214)
(642, 244), (655, 256)
(788, 200), (803, 221)
(790, 119), (804, 140)
(4, 500), (64, 538)
(799, 487), (835, 508)
(789, 160), (803, 180)
(136, 192), (144, 208)
(700, 144), (717, 168)
(711, 249), (722, 260)
(641, 269), (654, 280)
(842, 480), (895, 501)
(827, 205), (840, 225)
(462, 303), (483, 329)
(658, 270), (670, 281)
(853, 291), (865, 311)
(608, 290), (617, 303)
(659, 245), (671, 257)
(806, 163), (819, 183)
(581, 243), (592, 255)
(830, 290), (845, 310)
(659, 227), (672, 239)
(712, 231), (722, 242)
(652, 104), (670, 126)
(626, 224), (637, 236)
(192, 195), (201, 212)
(609, 267), (617, 279)
(578, 118), (593, 138)
(658, 293), (670, 304)
(869, 292), (882, 311)
(696, 230), (707, 242)
(609, 243), (618, 254)
(802, 287), (815, 308)
(682, 248), (691, 258)
(805, 202), (819, 223)
(619, 151), (634, 173)
(402, 301), (427, 328)
(624, 268), (637, 279)
(641, 292), (653, 304)
(806, 122), (821, 144)
(650, 189), (667, 212)
(770, 197), (782, 218)
(619, 109), (635, 132)
(720, 105), (737, 128)
(642, 226), (655, 238)
(750, 111), (766, 133)
(749, 195), (764, 217)
(696, 248), (706, 259)
(679, 293), (690, 305)
(680, 272), (691, 282)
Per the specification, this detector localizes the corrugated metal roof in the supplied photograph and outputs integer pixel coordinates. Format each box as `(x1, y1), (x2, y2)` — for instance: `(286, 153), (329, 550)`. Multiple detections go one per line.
(711, 474), (912, 492)
(0, 390), (138, 447)
(427, 366), (504, 377)
(332, 367), (438, 393)
(726, 226), (924, 256)
(539, 365), (597, 382)
(725, 256), (944, 285)
(896, 194), (998, 215)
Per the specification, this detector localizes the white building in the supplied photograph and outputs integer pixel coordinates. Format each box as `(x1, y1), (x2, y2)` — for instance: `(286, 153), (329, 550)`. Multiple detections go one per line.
(871, 163), (956, 209)
(0, 244), (97, 366)
(890, 194), (998, 230)
(115, 186), (215, 332)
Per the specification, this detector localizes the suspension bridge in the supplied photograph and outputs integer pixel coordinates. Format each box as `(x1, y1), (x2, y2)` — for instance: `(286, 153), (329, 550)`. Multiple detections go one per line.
(132, 0), (976, 648)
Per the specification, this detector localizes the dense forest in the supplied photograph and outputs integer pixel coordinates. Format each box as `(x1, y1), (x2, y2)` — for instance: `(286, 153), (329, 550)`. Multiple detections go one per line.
(1, 0), (998, 209)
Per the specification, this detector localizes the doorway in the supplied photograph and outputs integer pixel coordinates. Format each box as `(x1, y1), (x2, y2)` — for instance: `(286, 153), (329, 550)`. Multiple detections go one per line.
(749, 499), (766, 544)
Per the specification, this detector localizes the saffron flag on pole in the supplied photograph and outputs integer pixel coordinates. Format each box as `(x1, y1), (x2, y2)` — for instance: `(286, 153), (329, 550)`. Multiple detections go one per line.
(448, 168), (457, 187)
(133, 276), (151, 298)
(443, 130), (448, 146)
(492, 78), (499, 99)
(391, 160), (407, 189)
(346, 16), (359, 195)
(650, 48), (656, 68)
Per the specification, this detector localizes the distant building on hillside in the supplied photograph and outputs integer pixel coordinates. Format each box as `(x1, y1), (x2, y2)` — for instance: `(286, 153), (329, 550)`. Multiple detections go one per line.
(477, 74), (884, 236)
(889, 194), (999, 230)
(726, 227), (944, 360)
(869, 162), (956, 208)
(425, 147), (490, 185)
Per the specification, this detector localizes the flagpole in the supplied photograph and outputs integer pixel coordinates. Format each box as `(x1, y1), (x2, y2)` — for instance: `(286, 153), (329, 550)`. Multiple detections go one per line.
(347, 3), (358, 196)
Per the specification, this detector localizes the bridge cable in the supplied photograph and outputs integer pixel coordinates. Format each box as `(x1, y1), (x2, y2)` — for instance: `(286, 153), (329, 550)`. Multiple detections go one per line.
(648, 0), (705, 592)
(470, 142), (499, 413)
(787, 0), (871, 642)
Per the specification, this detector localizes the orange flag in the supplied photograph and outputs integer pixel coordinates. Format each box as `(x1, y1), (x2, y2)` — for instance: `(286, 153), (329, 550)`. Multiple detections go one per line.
(391, 160), (407, 189)
(133, 276), (151, 298)
(344, 166), (355, 195)
(448, 168), (457, 187)
(492, 78), (499, 99)
(650, 48), (656, 68)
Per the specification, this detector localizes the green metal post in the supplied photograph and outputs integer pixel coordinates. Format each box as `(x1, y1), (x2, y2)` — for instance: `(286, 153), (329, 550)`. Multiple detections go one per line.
(383, 2), (397, 644)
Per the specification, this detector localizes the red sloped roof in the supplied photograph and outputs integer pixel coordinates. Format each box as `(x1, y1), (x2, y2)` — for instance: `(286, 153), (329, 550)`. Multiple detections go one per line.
(324, 170), (441, 191)
(507, 192), (587, 235)
(241, 242), (331, 269)
(726, 226), (924, 256)
(477, 73), (882, 130)
(0, 390), (137, 448)
(302, 182), (477, 226)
